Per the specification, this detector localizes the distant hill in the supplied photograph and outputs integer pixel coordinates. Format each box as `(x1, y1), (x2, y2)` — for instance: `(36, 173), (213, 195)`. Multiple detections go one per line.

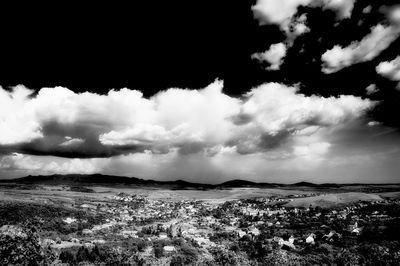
(16, 174), (143, 184)
(290, 181), (319, 187)
(218, 179), (279, 188)
(3, 174), (280, 189)
(1, 174), (398, 189)
(7, 174), (215, 189)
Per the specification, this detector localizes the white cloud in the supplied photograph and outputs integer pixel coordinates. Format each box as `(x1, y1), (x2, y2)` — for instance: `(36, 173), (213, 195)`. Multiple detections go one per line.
(0, 86), (43, 145)
(59, 137), (85, 147)
(376, 55), (400, 81)
(365, 84), (379, 95)
(322, 6), (400, 73)
(42, 159), (97, 175)
(387, 5), (400, 23)
(252, 0), (310, 29)
(102, 82), (374, 154)
(292, 17), (310, 36)
(0, 153), (42, 171)
(252, 0), (355, 30)
(100, 124), (172, 146)
(367, 121), (381, 127)
(251, 43), (287, 70)
(0, 153), (98, 176)
(363, 5), (372, 14)
(322, 24), (400, 73)
(240, 83), (374, 135)
(321, 0), (355, 19)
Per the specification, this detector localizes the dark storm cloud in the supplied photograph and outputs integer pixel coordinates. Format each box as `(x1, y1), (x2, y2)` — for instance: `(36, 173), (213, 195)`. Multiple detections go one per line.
(0, 120), (148, 158)
(177, 142), (206, 155)
(228, 130), (292, 155)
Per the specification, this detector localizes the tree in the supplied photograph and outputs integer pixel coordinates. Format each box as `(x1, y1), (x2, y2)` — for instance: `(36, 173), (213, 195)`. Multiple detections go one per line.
(0, 225), (48, 265)
(154, 243), (164, 258)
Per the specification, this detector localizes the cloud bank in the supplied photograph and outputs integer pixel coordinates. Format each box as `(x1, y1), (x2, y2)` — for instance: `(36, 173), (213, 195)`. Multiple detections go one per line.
(0, 81), (374, 157)
(0, 81), (379, 182)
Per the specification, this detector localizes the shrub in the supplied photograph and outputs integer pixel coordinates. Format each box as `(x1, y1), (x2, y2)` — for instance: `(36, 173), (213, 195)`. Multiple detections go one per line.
(170, 254), (186, 266)
(59, 249), (76, 264)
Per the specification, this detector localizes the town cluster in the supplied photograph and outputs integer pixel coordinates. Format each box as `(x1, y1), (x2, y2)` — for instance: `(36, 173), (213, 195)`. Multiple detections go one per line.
(51, 192), (400, 264)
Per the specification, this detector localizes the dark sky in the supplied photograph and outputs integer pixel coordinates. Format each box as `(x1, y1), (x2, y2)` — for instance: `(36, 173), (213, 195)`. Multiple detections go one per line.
(0, 1), (400, 183)
(0, 2), (266, 95)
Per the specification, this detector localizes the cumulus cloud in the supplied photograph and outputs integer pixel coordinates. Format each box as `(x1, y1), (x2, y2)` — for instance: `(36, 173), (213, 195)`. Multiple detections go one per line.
(238, 83), (374, 134)
(0, 81), (375, 161)
(252, 0), (355, 30)
(251, 43), (287, 70)
(365, 84), (379, 95)
(322, 6), (400, 73)
(376, 55), (400, 88)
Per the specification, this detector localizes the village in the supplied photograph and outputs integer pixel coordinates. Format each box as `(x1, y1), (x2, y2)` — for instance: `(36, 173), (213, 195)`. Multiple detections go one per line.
(31, 191), (397, 265)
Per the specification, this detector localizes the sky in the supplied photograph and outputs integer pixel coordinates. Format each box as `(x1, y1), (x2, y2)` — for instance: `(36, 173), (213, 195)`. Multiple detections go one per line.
(0, 1), (400, 183)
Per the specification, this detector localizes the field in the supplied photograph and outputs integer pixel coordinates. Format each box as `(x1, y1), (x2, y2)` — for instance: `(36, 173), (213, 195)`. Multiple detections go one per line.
(2, 183), (399, 206)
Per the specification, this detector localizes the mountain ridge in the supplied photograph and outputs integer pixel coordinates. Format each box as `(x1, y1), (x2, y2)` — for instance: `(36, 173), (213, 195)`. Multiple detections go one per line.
(0, 174), (398, 188)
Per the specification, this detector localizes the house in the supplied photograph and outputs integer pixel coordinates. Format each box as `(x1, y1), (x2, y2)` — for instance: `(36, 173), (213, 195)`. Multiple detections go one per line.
(159, 232), (168, 239)
(278, 236), (296, 250)
(351, 227), (362, 235)
(348, 221), (358, 231)
(306, 233), (316, 244)
(323, 231), (342, 242)
(63, 217), (77, 224)
(82, 229), (93, 235)
(121, 230), (138, 238)
(163, 246), (175, 253)
(248, 227), (260, 236)
(237, 230), (246, 238)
